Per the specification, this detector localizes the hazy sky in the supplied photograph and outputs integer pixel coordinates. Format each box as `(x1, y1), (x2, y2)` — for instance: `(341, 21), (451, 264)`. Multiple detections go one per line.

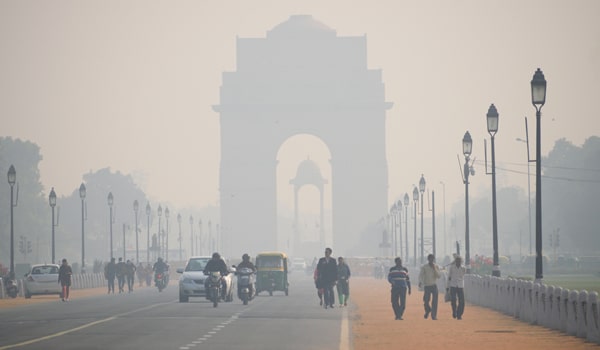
(1, 0), (599, 217)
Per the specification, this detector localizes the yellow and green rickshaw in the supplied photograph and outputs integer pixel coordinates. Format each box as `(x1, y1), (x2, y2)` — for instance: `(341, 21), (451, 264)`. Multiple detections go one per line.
(255, 251), (289, 296)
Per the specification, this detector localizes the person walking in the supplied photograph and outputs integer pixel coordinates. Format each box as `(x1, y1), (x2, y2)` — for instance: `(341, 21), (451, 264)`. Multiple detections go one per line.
(388, 257), (411, 320)
(104, 257), (117, 294)
(313, 266), (324, 306)
(125, 260), (136, 293)
(316, 247), (337, 309)
(336, 257), (351, 307)
(419, 254), (441, 320)
(447, 255), (466, 320)
(58, 258), (72, 302)
(116, 257), (127, 293)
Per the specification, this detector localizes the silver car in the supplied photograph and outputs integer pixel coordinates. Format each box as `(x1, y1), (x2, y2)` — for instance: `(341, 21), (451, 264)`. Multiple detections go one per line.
(177, 256), (234, 303)
(23, 264), (62, 298)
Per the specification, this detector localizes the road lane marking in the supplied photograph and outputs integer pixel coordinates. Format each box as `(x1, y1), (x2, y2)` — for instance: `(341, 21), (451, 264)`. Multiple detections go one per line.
(0, 301), (173, 349)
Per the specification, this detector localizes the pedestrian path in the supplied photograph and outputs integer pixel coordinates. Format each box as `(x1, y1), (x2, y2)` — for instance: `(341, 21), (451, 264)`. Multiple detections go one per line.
(350, 277), (599, 350)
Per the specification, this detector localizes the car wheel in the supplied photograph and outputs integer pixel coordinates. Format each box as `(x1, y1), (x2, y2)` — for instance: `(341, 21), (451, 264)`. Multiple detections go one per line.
(179, 293), (189, 303)
(24, 290), (32, 299)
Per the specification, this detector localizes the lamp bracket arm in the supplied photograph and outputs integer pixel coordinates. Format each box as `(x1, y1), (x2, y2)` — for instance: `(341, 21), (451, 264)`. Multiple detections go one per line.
(524, 116), (536, 163)
(457, 154), (466, 183)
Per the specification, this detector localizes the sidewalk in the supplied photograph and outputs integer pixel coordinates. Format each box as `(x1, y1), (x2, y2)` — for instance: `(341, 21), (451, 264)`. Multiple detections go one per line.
(350, 277), (599, 349)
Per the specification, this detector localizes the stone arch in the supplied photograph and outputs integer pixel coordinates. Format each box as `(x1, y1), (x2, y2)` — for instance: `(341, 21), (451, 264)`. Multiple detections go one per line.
(214, 15), (392, 257)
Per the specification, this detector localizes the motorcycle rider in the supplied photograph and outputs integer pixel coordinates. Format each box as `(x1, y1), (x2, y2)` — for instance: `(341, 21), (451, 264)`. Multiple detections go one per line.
(153, 257), (168, 287)
(236, 253), (256, 296)
(203, 252), (229, 300)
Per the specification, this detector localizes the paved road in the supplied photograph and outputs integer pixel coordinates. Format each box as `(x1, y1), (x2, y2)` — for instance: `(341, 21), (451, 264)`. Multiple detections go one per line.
(0, 272), (348, 350)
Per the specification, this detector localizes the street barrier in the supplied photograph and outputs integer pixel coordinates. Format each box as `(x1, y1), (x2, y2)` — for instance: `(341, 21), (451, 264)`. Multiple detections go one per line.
(464, 274), (600, 345)
(1, 273), (107, 299)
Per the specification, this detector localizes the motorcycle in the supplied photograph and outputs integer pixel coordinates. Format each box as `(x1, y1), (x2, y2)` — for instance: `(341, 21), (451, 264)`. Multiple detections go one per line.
(155, 272), (166, 292)
(236, 267), (255, 305)
(2, 276), (18, 298)
(206, 271), (223, 308)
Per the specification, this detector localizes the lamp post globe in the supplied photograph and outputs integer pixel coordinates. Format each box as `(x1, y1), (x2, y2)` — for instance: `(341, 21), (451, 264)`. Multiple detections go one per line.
(49, 188), (57, 264)
(531, 68), (547, 282)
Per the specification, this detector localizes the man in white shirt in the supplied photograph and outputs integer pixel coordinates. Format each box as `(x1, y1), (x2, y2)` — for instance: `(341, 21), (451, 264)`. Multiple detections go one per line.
(419, 254), (441, 320)
(447, 255), (466, 320)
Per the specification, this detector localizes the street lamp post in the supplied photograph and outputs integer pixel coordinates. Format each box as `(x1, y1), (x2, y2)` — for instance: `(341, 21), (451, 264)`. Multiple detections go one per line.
(428, 190), (436, 258)
(49, 188), (58, 264)
(516, 136), (533, 256)
(486, 103), (501, 277)
(419, 175), (426, 264)
(107, 192), (113, 259)
(389, 204), (397, 256)
(7, 165), (16, 279)
(78, 183), (86, 273)
(165, 207), (170, 262)
(462, 131), (473, 273)
(157, 205), (162, 258)
(412, 187), (418, 267)
(189, 216), (194, 257)
(146, 203), (151, 263)
(440, 181), (447, 258)
(531, 68), (547, 282)
(134, 200), (139, 264)
(177, 213), (182, 261)
(396, 200), (403, 259)
(198, 219), (203, 256)
(403, 193), (409, 261)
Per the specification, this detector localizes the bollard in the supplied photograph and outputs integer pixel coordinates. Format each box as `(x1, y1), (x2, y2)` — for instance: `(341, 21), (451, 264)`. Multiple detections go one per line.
(577, 290), (588, 339)
(552, 287), (562, 330)
(544, 285), (554, 328)
(567, 290), (579, 336)
(560, 288), (569, 333)
(532, 283), (541, 325)
(0, 278), (5, 299)
(587, 291), (599, 344)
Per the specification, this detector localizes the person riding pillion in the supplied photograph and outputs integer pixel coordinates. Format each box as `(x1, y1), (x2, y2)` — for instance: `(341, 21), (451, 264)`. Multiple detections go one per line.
(203, 252), (229, 300)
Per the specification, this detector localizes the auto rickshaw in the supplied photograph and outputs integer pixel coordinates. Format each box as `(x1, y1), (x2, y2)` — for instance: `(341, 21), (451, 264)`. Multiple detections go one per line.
(255, 251), (289, 296)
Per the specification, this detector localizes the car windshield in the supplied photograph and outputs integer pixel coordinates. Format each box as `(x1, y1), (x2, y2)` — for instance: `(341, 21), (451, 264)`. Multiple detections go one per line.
(32, 266), (58, 274)
(185, 258), (210, 272)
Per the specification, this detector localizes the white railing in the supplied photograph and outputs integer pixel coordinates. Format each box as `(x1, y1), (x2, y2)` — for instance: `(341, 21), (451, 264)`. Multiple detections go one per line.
(465, 275), (600, 344)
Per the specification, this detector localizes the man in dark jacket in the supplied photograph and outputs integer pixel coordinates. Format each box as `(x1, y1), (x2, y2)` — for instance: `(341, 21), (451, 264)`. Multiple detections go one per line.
(58, 258), (72, 301)
(104, 257), (117, 294)
(316, 247), (337, 309)
(388, 257), (412, 320)
(203, 252), (229, 300)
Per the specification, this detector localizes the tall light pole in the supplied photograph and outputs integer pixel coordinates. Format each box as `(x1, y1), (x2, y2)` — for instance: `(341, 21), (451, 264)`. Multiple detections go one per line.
(198, 219), (203, 256)
(428, 190), (436, 258)
(486, 103), (501, 277)
(134, 200), (139, 263)
(189, 216), (194, 257)
(49, 187), (57, 264)
(396, 200), (403, 259)
(157, 205), (162, 258)
(165, 207), (170, 261)
(76, 184), (85, 273)
(146, 203), (151, 263)
(419, 174), (426, 264)
(412, 186), (418, 267)
(440, 181), (447, 258)
(7, 165), (16, 279)
(403, 193), (409, 261)
(516, 136), (533, 256)
(107, 192), (113, 259)
(462, 131), (473, 273)
(389, 204), (397, 256)
(531, 68), (547, 282)
(177, 213), (182, 261)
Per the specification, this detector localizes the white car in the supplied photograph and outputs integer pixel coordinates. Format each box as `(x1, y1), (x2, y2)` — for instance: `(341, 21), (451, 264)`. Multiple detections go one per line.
(23, 264), (62, 299)
(177, 256), (235, 303)
(291, 258), (307, 271)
